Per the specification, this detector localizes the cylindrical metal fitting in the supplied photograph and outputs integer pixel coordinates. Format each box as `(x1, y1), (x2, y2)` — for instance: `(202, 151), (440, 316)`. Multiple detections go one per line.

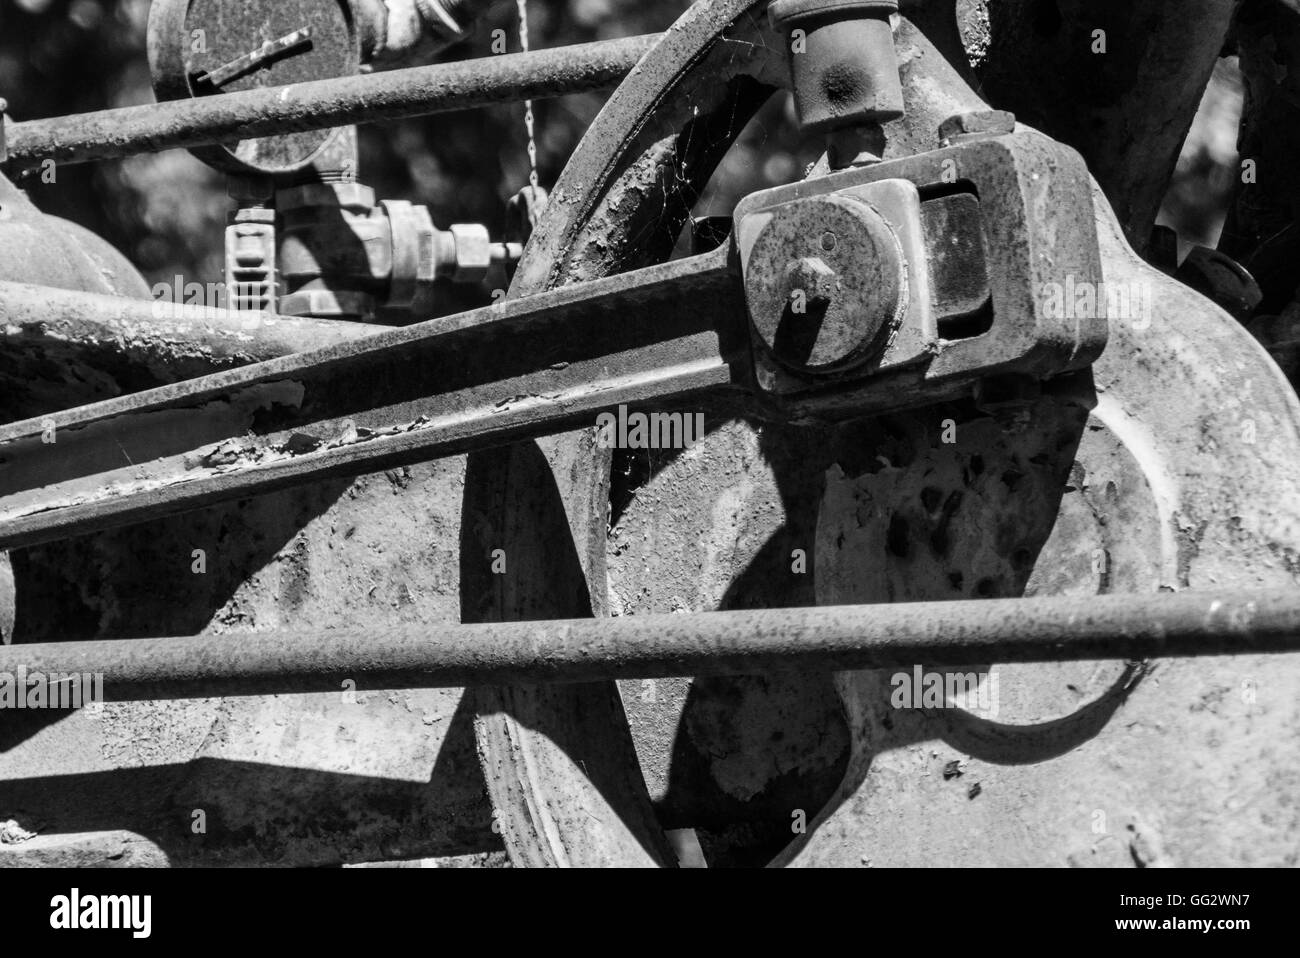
(276, 182), (389, 320)
(769, 0), (904, 135)
(274, 183), (510, 319)
(744, 193), (905, 375)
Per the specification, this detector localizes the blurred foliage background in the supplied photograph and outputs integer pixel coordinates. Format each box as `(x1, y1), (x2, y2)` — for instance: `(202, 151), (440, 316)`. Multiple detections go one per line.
(0, 0), (1245, 297)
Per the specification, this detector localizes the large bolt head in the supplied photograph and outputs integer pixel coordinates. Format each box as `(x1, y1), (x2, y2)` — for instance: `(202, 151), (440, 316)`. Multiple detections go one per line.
(744, 193), (905, 375)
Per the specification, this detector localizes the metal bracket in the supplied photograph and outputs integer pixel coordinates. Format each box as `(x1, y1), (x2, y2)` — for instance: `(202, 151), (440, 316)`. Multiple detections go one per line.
(735, 126), (1108, 417)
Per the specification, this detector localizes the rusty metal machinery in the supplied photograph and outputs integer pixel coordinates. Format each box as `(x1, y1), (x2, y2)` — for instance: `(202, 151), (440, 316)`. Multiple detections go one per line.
(0, 0), (1299, 869)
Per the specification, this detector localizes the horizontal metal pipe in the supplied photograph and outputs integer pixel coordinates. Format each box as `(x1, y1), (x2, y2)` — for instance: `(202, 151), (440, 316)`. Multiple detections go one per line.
(3, 34), (660, 170)
(0, 281), (376, 369)
(1, 591), (1297, 702)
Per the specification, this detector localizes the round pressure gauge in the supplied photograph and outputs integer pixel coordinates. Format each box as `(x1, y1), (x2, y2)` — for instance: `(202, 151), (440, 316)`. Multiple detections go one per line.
(147, 0), (362, 176)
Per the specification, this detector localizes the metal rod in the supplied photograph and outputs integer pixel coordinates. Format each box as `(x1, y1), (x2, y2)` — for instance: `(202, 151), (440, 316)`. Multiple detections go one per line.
(2, 34), (661, 170)
(0, 281), (376, 365)
(2, 591), (1297, 702)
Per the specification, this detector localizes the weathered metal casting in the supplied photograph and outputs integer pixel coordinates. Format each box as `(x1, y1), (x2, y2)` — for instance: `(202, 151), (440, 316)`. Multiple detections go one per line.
(768, 0), (903, 166)
(769, 0), (903, 130)
(736, 130), (1105, 404)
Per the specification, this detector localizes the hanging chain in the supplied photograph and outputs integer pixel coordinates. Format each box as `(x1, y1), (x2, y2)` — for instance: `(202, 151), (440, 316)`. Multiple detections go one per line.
(516, 0), (540, 198)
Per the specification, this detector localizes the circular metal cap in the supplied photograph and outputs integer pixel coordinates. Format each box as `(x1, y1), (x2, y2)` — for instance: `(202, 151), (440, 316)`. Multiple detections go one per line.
(147, 0), (360, 176)
(744, 193), (905, 375)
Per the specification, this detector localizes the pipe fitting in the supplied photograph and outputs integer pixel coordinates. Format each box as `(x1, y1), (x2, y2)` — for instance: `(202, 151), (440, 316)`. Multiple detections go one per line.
(768, 0), (903, 135)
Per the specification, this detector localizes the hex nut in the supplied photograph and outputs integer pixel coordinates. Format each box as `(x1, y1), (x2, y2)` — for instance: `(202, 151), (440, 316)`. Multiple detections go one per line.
(449, 222), (492, 284)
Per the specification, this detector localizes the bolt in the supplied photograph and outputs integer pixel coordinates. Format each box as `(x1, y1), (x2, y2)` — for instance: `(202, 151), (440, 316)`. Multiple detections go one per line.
(786, 256), (836, 306)
(743, 193), (904, 375)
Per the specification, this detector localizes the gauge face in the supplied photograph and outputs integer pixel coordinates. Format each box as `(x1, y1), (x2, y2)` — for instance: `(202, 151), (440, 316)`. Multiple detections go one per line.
(148, 0), (360, 175)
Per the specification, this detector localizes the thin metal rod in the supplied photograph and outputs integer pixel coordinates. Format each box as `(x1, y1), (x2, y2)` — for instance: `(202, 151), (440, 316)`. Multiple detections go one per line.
(2, 591), (1297, 701)
(3, 34), (660, 170)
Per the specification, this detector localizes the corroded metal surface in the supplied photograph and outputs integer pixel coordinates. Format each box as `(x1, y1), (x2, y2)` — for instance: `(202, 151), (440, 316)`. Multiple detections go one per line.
(4, 449), (498, 866)
(773, 183), (1300, 868)
(767, 0), (903, 136)
(0, 253), (743, 551)
(147, 0), (361, 175)
(0, 280), (374, 374)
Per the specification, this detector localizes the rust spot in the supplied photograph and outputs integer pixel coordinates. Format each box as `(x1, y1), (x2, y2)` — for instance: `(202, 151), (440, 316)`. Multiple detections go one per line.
(821, 62), (867, 108)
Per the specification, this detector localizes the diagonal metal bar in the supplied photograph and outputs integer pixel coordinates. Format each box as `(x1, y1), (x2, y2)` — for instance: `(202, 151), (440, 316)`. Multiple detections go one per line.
(2, 35), (660, 170)
(0, 280), (377, 365)
(0, 591), (1296, 701)
(0, 248), (750, 551)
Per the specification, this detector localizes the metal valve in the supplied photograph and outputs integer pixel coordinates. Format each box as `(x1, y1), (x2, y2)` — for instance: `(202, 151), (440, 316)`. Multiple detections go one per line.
(226, 181), (520, 321)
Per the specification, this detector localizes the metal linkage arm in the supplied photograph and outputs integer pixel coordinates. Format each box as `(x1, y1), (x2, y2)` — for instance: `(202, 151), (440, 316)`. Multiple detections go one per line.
(0, 249), (748, 551)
